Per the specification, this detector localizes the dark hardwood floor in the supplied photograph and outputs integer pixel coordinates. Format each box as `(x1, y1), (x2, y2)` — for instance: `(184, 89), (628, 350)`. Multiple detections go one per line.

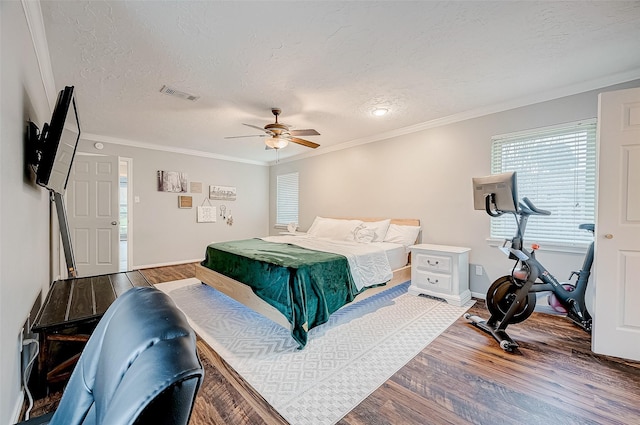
(139, 262), (198, 284)
(30, 263), (640, 425)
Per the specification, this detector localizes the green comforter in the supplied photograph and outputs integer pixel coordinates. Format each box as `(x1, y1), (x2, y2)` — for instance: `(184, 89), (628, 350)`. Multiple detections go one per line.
(201, 238), (360, 347)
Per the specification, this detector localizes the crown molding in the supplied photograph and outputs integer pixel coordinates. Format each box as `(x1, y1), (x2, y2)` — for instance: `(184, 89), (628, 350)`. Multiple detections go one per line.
(22, 0), (57, 109)
(272, 69), (640, 166)
(82, 132), (269, 166)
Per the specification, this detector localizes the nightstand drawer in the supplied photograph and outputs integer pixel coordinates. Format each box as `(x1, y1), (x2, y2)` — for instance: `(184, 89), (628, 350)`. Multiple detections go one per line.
(414, 270), (452, 292)
(415, 253), (451, 273)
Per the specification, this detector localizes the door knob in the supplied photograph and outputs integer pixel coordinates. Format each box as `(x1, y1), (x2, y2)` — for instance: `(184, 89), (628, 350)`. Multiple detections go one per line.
(604, 233), (613, 239)
(111, 221), (118, 225)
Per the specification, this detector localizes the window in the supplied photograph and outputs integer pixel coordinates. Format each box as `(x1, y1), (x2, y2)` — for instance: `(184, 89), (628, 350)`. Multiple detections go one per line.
(490, 119), (596, 247)
(276, 172), (299, 226)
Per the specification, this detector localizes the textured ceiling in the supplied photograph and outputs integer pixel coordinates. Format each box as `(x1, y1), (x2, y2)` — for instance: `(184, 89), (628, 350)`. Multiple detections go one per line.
(39, 1), (640, 164)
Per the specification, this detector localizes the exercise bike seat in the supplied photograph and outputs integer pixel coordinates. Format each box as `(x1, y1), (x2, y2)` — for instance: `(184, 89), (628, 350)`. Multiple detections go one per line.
(579, 223), (595, 232)
(519, 197), (551, 216)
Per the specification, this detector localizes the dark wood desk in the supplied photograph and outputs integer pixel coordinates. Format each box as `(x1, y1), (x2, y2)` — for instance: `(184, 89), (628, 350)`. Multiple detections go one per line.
(32, 271), (152, 391)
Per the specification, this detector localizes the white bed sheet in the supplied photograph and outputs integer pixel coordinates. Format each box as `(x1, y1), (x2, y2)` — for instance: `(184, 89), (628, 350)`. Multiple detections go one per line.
(261, 235), (403, 291)
(370, 241), (407, 271)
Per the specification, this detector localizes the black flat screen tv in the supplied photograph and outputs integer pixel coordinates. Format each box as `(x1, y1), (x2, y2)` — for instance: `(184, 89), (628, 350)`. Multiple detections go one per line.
(32, 86), (80, 194)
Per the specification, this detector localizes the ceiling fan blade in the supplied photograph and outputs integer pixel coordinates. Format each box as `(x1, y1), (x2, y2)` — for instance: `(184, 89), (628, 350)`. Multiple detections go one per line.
(290, 129), (320, 136)
(290, 137), (320, 149)
(242, 123), (268, 132)
(224, 134), (267, 139)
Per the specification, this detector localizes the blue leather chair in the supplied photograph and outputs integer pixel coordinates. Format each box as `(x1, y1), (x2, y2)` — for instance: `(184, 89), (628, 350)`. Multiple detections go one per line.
(21, 286), (203, 425)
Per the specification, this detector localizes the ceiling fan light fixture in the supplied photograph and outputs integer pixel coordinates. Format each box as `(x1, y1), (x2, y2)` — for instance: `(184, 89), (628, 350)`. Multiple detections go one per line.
(265, 137), (289, 149)
(229, 109), (319, 150)
(372, 107), (389, 117)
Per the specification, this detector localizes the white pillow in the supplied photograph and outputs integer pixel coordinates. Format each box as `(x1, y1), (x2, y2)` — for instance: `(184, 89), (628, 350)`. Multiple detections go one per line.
(353, 224), (376, 243)
(383, 224), (421, 246)
(361, 219), (391, 242)
(307, 217), (363, 241)
(306, 216), (324, 235)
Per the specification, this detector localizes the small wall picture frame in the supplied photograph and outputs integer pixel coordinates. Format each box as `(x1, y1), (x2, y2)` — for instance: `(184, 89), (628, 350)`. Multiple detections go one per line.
(209, 185), (236, 201)
(178, 195), (192, 209)
(190, 181), (202, 193)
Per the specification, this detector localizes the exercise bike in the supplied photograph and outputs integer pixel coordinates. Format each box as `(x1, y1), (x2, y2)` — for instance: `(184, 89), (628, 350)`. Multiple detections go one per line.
(466, 193), (594, 352)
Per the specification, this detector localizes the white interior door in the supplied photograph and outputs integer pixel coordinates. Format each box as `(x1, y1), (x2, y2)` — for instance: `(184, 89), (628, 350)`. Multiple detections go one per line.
(593, 86), (640, 361)
(67, 154), (120, 277)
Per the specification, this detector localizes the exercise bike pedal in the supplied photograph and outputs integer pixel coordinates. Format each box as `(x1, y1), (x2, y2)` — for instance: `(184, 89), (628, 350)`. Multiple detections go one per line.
(567, 311), (593, 333)
(464, 314), (520, 352)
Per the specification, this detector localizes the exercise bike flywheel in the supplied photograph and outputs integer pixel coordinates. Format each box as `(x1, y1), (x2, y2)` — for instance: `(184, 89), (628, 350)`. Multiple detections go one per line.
(486, 275), (536, 324)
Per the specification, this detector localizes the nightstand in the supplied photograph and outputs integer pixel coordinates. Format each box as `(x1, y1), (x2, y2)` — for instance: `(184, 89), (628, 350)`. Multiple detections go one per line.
(408, 244), (471, 306)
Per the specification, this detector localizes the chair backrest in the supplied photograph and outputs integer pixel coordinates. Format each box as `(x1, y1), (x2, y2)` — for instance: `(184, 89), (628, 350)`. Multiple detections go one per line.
(49, 286), (203, 425)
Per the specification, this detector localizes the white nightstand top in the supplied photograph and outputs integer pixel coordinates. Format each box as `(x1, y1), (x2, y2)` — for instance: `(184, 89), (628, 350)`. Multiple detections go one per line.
(409, 244), (470, 254)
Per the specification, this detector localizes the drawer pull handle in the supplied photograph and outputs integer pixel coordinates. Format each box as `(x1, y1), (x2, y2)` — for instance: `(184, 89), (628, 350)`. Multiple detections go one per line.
(427, 260), (439, 266)
(427, 277), (439, 284)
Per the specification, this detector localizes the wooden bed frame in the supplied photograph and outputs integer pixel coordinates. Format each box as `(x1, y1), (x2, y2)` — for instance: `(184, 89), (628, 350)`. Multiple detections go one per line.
(195, 218), (420, 330)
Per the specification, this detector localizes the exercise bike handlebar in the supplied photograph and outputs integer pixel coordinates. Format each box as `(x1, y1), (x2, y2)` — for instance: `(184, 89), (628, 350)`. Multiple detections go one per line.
(518, 197), (551, 216)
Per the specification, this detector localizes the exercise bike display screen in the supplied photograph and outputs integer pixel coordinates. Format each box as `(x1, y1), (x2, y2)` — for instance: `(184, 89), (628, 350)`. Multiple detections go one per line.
(472, 171), (518, 213)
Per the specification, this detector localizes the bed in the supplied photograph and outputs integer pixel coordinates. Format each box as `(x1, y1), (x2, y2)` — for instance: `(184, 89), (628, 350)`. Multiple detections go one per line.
(195, 217), (421, 347)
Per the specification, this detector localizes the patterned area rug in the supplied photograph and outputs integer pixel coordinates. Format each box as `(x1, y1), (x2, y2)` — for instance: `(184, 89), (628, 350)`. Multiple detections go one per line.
(157, 278), (474, 425)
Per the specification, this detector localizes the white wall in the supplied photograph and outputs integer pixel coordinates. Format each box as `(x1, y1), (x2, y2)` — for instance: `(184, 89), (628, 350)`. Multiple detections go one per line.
(270, 79), (640, 297)
(0, 2), (56, 423)
(75, 140), (270, 268)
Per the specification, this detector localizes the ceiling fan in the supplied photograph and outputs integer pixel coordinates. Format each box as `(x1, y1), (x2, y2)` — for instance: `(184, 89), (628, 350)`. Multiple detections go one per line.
(225, 108), (320, 150)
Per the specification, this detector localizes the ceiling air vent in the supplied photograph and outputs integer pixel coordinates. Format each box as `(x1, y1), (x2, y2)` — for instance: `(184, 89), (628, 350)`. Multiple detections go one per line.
(159, 85), (200, 102)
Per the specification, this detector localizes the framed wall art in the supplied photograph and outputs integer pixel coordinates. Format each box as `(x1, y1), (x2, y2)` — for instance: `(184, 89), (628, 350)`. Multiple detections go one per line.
(209, 185), (236, 201)
(157, 170), (188, 193)
(178, 195), (193, 209)
(197, 199), (216, 223)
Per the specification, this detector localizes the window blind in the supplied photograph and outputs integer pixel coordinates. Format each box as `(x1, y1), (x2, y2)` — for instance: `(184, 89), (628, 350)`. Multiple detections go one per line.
(276, 172), (299, 226)
(490, 119), (596, 246)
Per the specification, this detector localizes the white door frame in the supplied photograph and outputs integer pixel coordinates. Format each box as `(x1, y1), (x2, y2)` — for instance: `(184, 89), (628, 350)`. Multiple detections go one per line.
(63, 156), (134, 274)
(121, 157), (134, 271)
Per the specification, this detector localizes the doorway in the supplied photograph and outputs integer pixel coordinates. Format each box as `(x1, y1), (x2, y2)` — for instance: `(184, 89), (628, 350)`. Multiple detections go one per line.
(66, 154), (120, 276)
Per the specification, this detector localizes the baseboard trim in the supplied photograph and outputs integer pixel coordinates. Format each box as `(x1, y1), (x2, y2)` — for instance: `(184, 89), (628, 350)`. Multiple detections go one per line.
(133, 258), (202, 270)
(471, 291), (486, 300)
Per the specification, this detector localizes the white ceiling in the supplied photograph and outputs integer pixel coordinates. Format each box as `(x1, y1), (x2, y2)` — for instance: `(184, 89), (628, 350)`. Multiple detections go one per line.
(39, 1), (640, 165)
